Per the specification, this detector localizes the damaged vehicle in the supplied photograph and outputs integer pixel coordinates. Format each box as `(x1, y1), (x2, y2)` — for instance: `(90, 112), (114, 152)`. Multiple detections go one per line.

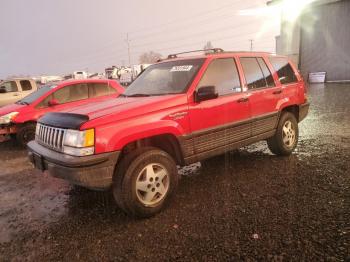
(27, 49), (309, 217)
(0, 79), (124, 145)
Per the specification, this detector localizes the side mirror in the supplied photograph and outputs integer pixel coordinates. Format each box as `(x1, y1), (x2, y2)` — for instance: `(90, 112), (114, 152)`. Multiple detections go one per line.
(0, 87), (6, 93)
(48, 99), (59, 107)
(195, 86), (218, 103)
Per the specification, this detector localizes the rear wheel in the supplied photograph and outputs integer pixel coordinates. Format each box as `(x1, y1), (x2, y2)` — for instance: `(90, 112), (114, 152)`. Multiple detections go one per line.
(267, 112), (298, 156)
(113, 147), (179, 217)
(16, 123), (36, 147)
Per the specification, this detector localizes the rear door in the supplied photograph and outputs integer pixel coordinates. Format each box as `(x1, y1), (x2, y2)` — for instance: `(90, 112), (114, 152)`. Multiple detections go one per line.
(188, 57), (251, 156)
(19, 80), (35, 98)
(239, 57), (280, 136)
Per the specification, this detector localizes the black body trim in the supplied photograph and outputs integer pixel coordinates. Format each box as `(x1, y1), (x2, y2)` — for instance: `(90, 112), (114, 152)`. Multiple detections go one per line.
(183, 130), (275, 164)
(38, 112), (89, 129)
(179, 112), (279, 165)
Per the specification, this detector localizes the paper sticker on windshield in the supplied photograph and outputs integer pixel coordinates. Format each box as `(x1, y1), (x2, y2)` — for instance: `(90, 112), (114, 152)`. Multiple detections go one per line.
(170, 65), (193, 72)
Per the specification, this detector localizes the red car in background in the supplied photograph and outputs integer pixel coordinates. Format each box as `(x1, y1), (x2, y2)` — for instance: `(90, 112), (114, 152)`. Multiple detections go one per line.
(0, 79), (124, 145)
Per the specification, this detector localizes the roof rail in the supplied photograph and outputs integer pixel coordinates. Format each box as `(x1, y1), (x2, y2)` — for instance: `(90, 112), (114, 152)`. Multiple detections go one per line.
(167, 48), (224, 59)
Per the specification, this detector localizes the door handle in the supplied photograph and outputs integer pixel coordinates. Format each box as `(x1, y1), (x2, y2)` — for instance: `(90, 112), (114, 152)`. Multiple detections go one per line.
(13, 93), (20, 96)
(237, 97), (249, 103)
(273, 90), (282, 95)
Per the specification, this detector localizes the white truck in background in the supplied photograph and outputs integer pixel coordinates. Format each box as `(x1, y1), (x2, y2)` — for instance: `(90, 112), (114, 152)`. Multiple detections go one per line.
(73, 71), (88, 80)
(106, 64), (152, 86)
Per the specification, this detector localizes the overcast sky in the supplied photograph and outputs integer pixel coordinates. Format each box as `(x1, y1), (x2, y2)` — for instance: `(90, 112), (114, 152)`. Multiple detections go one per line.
(0, 0), (280, 78)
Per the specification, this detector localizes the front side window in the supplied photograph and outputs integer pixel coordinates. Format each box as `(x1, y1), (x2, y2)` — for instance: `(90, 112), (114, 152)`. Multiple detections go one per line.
(269, 57), (298, 84)
(88, 83), (117, 98)
(124, 59), (205, 96)
(53, 83), (88, 104)
(197, 58), (241, 96)
(0, 81), (18, 93)
(20, 80), (33, 91)
(240, 57), (267, 89)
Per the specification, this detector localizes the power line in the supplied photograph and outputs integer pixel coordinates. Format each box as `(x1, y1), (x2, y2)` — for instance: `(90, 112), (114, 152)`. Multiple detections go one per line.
(126, 33), (131, 66)
(127, 0), (251, 35)
(129, 2), (261, 41)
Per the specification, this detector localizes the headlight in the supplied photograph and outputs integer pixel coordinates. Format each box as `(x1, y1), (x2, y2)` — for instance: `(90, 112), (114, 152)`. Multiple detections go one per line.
(0, 112), (19, 124)
(63, 129), (95, 156)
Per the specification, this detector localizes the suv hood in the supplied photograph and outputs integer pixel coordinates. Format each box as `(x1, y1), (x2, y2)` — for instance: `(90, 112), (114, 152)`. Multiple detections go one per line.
(0, 103), (27, 116)
(62, 95), (186, 122)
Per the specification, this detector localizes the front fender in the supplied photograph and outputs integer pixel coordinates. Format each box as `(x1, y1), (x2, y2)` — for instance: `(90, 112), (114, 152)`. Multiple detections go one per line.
(95, 119), (184, 153)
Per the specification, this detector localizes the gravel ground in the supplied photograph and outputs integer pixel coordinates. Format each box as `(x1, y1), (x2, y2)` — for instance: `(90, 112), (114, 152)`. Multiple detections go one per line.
(0, 83), (349, 261)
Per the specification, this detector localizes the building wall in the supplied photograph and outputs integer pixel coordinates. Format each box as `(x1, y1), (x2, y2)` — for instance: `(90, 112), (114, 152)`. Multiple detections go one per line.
(300, 0), (350, 81)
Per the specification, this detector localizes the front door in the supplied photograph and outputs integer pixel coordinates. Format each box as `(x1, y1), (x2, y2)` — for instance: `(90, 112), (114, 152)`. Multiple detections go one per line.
(188, 57), (251, 157)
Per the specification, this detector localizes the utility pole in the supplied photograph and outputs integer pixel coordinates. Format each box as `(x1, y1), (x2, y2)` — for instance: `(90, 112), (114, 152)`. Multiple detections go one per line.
(249, 39), (254, 51)
(126, 33), (131, 66)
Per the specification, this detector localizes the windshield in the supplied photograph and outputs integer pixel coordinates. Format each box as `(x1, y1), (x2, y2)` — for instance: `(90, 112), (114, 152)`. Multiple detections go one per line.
(123, 58), (205, 96)
(16, 84), (56, 105)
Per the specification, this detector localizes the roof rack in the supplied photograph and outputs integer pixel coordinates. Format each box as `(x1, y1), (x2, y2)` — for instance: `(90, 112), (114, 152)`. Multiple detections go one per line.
(167, 48), (224, 59)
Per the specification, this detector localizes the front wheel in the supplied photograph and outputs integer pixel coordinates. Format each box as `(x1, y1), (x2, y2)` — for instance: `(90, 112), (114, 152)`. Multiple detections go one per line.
(16, 123), (36, 147)
(113, 147), (179, 217)
(267, 112), (298, 156)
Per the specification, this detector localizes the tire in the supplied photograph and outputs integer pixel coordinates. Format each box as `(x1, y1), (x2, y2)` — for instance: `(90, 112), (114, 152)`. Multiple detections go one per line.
(113, 147), (179, 217)
(267, 112), (298, 156)
(16, 123), (36, 147)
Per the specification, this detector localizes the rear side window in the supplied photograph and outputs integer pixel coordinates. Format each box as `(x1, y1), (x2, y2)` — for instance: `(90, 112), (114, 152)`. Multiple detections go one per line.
(240, 57), (267, 89)
(198, 58), (241, 96)
(257, 58), (275, 87)
(54, 83), (89, 104)
(88, 83), (117, 98)
(269, 57), (298, 84)
(20, 80), (33, 91)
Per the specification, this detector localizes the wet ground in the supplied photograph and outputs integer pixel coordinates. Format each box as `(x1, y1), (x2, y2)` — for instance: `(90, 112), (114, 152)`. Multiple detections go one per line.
(0, 83), (349, 261)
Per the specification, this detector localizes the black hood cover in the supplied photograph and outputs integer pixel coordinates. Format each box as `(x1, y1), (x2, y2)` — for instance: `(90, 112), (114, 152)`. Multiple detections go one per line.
(38, 112), (89, 129)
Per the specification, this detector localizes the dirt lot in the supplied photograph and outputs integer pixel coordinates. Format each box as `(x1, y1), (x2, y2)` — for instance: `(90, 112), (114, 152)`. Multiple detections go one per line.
(0, 83), (349, 261)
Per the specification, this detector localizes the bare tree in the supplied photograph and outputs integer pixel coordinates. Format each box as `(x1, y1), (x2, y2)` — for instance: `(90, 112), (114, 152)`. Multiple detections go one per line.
(203, 41), (214, 50)
(139, 51), (162, 64)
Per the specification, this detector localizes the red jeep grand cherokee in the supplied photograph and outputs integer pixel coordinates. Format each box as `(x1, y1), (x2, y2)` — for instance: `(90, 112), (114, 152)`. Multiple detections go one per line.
(0, 79), (123, 145)
(28, 49), (309, 217)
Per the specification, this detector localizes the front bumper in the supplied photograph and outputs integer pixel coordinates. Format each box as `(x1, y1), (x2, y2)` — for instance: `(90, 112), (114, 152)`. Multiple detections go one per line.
(0, 124), (17, 135)
(27, 141), (120, 190)
(299, 102), (310, 122)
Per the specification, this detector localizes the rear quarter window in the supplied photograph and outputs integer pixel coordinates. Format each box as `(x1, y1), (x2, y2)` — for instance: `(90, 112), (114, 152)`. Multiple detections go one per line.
(269, 57), (298, 85)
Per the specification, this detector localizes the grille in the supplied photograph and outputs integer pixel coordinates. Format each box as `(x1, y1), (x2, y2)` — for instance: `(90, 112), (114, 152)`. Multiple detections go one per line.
(36, 123), (67, 152)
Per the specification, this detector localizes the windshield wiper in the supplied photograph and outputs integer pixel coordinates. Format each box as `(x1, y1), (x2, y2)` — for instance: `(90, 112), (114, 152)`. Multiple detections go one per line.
(123, 93), (151, 97)
(15, 101), (29, 105)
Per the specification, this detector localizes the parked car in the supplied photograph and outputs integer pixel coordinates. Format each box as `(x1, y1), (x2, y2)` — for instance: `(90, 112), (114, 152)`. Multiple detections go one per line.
(28, 49), (309, 217)
(0, 78), (38, 107)
(0, 79), (123, 145)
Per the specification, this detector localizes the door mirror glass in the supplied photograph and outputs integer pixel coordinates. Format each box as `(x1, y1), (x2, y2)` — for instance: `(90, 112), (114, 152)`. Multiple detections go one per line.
(195, 86), (218, 102)
(48, 99), (59, 106)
